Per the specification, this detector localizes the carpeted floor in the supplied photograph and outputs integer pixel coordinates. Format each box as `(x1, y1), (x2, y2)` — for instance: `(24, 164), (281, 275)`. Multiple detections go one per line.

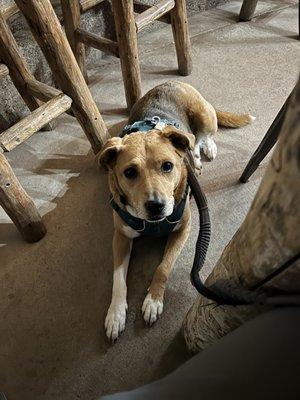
(0, 1), (299, 399)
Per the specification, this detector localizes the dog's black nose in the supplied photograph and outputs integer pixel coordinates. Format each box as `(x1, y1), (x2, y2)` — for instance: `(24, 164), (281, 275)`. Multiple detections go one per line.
(145, 200), (165, 217)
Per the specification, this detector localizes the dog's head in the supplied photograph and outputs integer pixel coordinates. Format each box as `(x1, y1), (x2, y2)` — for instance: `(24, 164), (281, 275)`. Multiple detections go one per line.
(98, 127), (194, 221)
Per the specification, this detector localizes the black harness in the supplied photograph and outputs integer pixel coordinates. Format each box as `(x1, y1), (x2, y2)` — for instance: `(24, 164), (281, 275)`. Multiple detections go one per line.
(110, 189), (188, 238)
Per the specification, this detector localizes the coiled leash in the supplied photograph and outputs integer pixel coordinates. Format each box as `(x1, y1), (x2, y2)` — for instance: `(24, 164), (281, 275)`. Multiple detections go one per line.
(186, 155), (300, 307)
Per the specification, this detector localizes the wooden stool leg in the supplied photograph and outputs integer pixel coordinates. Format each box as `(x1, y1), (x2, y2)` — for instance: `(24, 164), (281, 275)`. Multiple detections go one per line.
(239, 92), (291, 183)
(0, 152), (46, 242)
(0, 11), (54, 130)
(239, 0), (259, 21)
(112, 0), (142, 110)
(170, 0), (192, 76)
(15, 0), (109, 154)
(61, 0), (88, 81)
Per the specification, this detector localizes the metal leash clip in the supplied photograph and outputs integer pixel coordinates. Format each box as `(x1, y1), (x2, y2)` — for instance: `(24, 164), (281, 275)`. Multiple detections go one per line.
(151, 115), (166, 131)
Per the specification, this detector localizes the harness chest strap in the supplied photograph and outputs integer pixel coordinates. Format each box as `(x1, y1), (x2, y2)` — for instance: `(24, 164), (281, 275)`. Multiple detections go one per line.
(110, 188), (188, 238)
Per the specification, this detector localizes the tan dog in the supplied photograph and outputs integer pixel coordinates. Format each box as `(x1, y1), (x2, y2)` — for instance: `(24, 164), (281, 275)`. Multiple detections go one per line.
(99, 81), (254, 341)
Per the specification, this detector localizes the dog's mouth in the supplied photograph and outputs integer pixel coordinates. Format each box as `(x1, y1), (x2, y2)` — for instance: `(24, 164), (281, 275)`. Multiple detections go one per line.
(146, 214), (166, 222)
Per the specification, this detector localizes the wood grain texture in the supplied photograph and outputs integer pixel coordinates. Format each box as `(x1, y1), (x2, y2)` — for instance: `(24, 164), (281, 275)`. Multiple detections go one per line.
(2, 2), (19, 20)
(26, 78), (75, 117)
(170, 0), (192, 76)
(239, 0), (258, 21)
(26, 78), (63, 102)
(0, 152), (46, 242)
(61, 0), (87, 81)
(183, 81), (300, 352)
(112, 0), (142, 110)
(80, 0), (105, 13)
(76, 28), (119, 58)
(135, 0), (174, 32)
(0, 10), (49, 113)
(0, 63), (9, 79)
(0, 94), (72, 151)
(15, 0), (109, 153)
(133, 1), (171, 24)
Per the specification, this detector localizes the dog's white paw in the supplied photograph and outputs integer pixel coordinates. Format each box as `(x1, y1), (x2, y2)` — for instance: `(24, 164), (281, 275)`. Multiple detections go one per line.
(105, 301), (127, 341)
(142, 293), (163, 326)
(202, 137), (217, 160)
(193, 154), (203, 172)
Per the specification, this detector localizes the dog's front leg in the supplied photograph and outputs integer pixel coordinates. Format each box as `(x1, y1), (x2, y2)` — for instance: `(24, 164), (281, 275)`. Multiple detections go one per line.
(142, 209), (191, 325)
(105, 229), (132, 341)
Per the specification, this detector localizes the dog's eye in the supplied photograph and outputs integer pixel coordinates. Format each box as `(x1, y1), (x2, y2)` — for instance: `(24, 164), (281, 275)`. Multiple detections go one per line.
(124, 167), (138, 179)
(161, 161), (173, 173)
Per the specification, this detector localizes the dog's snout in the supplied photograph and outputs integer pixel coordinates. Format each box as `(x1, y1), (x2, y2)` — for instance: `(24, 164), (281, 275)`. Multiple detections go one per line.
(145, 200), (165, 216)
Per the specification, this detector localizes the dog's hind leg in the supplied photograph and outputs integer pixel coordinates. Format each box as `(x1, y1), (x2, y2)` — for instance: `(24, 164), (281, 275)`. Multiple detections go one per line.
(105, 230), (132, 341)
(195, 135), (218, 161)
(187, 90), (218, 163)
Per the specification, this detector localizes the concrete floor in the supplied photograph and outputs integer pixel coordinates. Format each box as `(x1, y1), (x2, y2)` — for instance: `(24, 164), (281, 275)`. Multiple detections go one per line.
(0, 1), (299, 399)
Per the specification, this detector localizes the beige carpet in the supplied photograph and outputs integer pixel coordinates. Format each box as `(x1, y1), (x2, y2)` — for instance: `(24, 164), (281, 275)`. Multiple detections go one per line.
(0, 1), (299, 399)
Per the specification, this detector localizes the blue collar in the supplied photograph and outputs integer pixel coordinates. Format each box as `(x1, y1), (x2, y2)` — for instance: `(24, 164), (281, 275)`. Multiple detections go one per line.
(110, 116), (186, 237)
(123, 116), (179, 135)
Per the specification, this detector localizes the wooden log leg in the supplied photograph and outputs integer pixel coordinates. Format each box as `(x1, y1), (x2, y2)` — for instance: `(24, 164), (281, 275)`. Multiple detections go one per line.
(239, 0), (259, 21)
(183, 79), (300, 353)
(61, 0), (88, 82)
(0, 152), (46, 242)
(0, 11), (54, 131)
(15, 0), (109, 154)
(170, 0), (192, 76)
(112, 0), (142, 110)
(239, 93), (290, 183)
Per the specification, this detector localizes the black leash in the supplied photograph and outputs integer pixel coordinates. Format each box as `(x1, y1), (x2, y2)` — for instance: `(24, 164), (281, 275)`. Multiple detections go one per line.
(186, 158), (300, 306)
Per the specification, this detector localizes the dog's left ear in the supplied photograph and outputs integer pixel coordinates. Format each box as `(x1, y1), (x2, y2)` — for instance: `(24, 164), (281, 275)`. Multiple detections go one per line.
(160, 126), (195, 152)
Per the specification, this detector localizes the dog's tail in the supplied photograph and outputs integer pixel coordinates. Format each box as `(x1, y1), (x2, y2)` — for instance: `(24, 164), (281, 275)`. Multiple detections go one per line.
(216, 110), (255, 128)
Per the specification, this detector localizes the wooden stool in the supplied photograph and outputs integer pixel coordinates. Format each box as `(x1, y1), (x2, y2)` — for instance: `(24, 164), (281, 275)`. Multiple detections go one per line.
(0, 0), (109, 241)
(61, 0), (192, 110)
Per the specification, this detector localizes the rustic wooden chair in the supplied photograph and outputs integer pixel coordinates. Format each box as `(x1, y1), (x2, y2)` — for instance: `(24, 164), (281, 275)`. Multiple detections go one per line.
(0, 0), (109, 242)
(61, 0), (192, 110)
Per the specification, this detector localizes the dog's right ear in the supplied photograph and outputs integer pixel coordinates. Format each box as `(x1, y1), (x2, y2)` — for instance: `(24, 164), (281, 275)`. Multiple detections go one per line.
(97, 137), (123, 169)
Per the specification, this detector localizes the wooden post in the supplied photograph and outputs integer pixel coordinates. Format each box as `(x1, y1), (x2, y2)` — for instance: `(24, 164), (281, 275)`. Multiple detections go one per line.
(112, 0), (142, 110)
(76, 28), (119, 58)
(135, 0), (175, 32)
(14, 0), (109, 153)
(0, 94), (72, 152)
(0, 152), (46, 242)
(183, 80), (300, 352)
(2, 2), (19, 20)
(61, 0), (88, 81)
(239, 0), (259, 21)
(0, 11), (53, 121)
(134, 1), (171, 25)
(80, 0), (106, 13)
(0, 63), (9, 79)
(170, 0), (192, 76)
